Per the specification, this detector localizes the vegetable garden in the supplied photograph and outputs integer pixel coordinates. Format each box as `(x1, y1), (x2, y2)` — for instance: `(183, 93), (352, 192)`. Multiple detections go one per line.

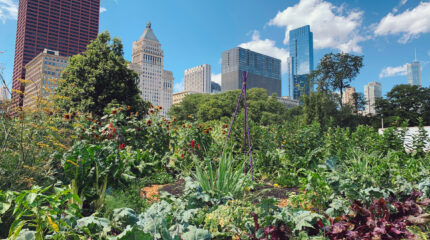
(1, 103), (429, 240)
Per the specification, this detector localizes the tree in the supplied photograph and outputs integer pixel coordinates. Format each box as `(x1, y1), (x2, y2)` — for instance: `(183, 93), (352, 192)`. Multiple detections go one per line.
(169, 88), (292, 125)
(376, 84), (430, 126)
(55, 31), (147, 116)
(310, 53), (363, 108)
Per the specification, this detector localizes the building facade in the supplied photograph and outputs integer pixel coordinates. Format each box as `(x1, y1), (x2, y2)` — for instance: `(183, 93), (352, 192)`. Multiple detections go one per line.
(184, 64), (211, 93)
(342, 87), (357, 111)
(23, 49), (69, 109)
(211, 81), (221, 93)
(289, 25), (314, 100)
(364, 82), (382, 116)
(130, 22), (173, 116)
(12, 0), (100, 107)
(221, 47), (281, 96)
(0, 83), (8, 102)
(173, 91), (199, 105)
(277, 96), (300, 108)
(407, 61), (422, 86)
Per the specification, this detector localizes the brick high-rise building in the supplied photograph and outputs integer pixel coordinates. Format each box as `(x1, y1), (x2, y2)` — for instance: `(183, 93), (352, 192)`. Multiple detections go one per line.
(12, 0), (100, 108)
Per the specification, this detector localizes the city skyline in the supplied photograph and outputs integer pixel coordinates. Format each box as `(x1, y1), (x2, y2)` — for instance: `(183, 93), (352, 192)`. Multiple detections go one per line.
(1, 0), (430, 99)
(10, 0), (100, 107)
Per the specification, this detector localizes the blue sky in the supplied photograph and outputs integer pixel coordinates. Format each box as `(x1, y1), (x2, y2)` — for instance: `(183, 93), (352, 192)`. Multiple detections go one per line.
(0, 0), (429, 97)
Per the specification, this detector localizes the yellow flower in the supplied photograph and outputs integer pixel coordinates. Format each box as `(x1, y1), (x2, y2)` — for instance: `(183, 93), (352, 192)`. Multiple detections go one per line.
(47, 216), (59, 232)
(274, 183), (280, 188)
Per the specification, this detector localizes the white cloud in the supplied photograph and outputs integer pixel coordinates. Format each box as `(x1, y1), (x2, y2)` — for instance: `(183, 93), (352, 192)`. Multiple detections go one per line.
(0, 0), (18, 23)
(393, 0), (408, 13)
(379, 64), (407, 78)
(375, 2), (430, 44)
(100, 7), (107, 13)
(173, 82), (184, 93)
(211, 73), (221, 85)
(239, 31), (290, 73)
(268, 0), (365, 53)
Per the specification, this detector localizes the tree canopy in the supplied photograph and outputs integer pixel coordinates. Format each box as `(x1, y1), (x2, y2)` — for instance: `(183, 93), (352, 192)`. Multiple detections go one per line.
(376, 84), (430, 126)
(169, 88), (295, 125)
(55, 31), (148, 116)
(310, 53), (363, 108)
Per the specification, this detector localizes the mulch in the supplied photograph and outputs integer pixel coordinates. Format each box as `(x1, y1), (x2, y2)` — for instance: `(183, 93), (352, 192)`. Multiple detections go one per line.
(142, 179), (299, 205)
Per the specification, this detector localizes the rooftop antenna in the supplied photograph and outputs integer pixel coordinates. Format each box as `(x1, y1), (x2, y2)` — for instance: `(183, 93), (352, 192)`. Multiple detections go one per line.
(414, 48), (417, 62)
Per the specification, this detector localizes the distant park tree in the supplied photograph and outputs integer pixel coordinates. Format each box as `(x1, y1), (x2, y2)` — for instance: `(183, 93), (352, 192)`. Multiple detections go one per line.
(169, 88), (291, 125)
(376, 84), (430, 126)
(310, 53), (363, 108)
(56, 31), (148, 116)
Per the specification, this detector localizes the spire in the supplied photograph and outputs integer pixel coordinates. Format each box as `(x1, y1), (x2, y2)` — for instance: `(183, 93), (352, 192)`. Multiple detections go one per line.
(139, 21), (159, 42)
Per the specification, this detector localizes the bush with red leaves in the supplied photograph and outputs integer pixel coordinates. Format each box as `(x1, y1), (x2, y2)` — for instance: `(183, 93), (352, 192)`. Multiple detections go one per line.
(326, 190), (430, 240)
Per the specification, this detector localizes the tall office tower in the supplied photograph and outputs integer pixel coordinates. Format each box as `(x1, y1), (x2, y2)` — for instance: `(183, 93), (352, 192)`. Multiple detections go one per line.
(130, 22), (173, 116)
(342, 87), (357, 111)
(221, 47), (281, 96)
(23, 49), (69, 109)
(289, 25), (314, 100)
(407, 56), (422, 86)
(364, 82), (382, 116)
(184, 64), (211, 93)
(12, 0), (100, 108)
(161, 70), (174, 116)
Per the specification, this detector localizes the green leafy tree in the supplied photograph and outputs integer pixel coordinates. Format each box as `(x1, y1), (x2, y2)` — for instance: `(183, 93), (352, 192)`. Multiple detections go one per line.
(310, 53), (363, 108)
(376, 84), (430, 126)
(56, 31), (147, 116)
(169, 88), (291, 125)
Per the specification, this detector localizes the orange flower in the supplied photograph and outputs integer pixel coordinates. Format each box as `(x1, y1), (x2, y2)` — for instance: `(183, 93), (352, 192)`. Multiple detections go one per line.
(146, 119), (152, 126)
(64, 113), (71, 120)
(127, 106), (131, 111)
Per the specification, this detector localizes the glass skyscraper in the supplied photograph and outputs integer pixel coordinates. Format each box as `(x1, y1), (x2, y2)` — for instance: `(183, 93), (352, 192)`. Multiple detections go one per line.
(407, 61), (422, 86)
(221, 47), (281, 96)
(289, 25), (314, 100)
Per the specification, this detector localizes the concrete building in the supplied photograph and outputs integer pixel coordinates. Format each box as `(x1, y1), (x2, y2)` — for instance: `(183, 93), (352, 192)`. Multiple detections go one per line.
(23, 49), (69, 109)
(290, 25), (314, 100)
(277, 96), (300, 108)
(221, 47), (281, 96)
(407, 61), (422, 87)
(184, 64), (211, 93)
(172, 91), (199, 105)
(364, 82), (382, 116)
(130, 22), (173, 116)
(342, 87), (357, 111)
(211, 81), (221, 93)
(12, 0), (100, 108)
(0, 83), (9, 102)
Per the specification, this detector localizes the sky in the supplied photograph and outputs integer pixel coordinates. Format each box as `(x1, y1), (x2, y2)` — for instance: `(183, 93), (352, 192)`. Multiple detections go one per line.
(0, 0), (430, 98)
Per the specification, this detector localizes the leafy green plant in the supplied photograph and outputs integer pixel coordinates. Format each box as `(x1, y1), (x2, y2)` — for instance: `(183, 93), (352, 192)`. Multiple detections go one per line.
(194, 150), (251, 200)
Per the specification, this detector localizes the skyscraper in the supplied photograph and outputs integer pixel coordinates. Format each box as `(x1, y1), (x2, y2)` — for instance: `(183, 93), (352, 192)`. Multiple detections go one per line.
(289, 25), (314, 100)
(364, 82), (382, 116)
(221, 47), (281, 96)
(184, 64), (211, 93)
(342, 87), (357, 112)
(130, 22), (173, 116)
(12, 0), (100, 107)
(211, 81), (221, 93)
(23, 49), (69, 109)
(407, 60), (422, 87)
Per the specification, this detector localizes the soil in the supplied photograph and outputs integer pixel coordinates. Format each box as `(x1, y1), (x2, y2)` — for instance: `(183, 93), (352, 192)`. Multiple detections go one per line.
(141, 179), (299, 207)
(159, 178), (185, 196)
